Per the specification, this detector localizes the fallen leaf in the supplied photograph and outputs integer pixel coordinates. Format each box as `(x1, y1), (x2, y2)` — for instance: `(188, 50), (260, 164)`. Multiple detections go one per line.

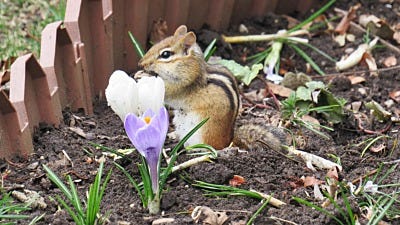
(335, 3), (361, 34)
(267, 82), (293, 97)
(302, 176), (323, 187)
(334, 33), (346, 47)
(191, 206), (229, 225)
(229, 175), (246, 187)
(326, 167), (339, 181)
(348, 75), (366, 84)
(69, 127), (96, 140)
(363, 52), (378, 76)
(389, 90), (400, 103)
(383, 56), (397, 67)
(359, 14), (394, 39)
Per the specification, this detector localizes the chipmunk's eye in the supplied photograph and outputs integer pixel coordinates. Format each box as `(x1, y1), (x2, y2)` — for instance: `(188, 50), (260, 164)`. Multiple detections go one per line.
(159, 50), (174, 59)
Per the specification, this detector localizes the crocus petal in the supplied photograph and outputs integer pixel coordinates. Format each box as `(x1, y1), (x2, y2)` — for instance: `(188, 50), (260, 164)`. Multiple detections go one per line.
(137, 76), (165, 115)
(144, 147), (160, 193)
(132, 125), (162, 157)
(142, 108), (156, 120)
(152, 107), (169, 144)
(124, 113), (146, 148)
(105, 70), (139, 121)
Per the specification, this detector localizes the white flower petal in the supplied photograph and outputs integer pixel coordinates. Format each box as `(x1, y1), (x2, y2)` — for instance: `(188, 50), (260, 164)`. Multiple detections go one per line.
(137, 76), (165, 115)
(105, 70), (139, 121)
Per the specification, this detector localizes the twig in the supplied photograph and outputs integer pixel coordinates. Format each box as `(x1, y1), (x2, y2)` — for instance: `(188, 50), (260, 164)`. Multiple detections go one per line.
(383, 159), (400, 165)
(171, 155), (213, 173)
(351, 169), (378, 185)
(222, 29), (309, 43)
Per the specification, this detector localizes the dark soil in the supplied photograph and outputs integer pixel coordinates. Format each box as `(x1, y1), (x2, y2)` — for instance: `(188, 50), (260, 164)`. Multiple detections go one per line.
(3, 1), (400, 225)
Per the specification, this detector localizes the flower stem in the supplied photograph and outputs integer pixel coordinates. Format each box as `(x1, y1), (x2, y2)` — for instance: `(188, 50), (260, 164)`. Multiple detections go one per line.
(148, 196), (160, 214)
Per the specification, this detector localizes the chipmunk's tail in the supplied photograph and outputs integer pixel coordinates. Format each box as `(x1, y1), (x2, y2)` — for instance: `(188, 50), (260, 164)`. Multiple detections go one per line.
(233, 124), (290, 151)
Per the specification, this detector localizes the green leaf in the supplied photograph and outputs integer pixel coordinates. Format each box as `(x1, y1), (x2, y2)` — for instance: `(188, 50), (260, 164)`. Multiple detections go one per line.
(217, 59), (263, 85)
(296, 86), (312, 101)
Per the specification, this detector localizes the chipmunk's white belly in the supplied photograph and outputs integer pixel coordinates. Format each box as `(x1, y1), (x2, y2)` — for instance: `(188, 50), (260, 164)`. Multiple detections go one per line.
(173, 109), (203, 146)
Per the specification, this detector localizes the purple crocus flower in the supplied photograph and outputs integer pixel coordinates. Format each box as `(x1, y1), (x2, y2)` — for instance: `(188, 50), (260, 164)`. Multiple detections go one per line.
(124, 107), (169, 194)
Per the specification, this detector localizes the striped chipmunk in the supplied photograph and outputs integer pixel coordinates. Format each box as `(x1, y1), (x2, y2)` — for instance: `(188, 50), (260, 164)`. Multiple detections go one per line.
(136, 25), (288, 150)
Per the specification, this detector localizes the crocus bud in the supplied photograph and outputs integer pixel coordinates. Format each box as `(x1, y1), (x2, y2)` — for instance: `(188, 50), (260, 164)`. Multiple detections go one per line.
(105, 70), (165, 121)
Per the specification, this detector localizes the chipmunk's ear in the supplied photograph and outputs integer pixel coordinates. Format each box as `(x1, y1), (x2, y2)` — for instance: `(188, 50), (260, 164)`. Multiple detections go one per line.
(182, 32), (196, 47)
(174, 25), (187, 36)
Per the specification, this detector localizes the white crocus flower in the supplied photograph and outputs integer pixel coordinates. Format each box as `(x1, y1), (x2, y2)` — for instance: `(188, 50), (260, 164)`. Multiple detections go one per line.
(105, 70), (165, 121)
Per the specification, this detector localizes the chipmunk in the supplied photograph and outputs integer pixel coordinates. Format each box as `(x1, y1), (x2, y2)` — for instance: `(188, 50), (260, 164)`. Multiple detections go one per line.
(137, 25), (288, 150)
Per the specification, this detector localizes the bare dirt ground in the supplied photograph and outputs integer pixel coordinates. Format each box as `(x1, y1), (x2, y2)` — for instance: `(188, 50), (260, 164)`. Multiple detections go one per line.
(2, 1), (400, 224)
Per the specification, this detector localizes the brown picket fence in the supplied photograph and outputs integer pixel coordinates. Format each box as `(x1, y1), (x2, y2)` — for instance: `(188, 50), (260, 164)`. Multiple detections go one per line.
(0, 0), (318, 159)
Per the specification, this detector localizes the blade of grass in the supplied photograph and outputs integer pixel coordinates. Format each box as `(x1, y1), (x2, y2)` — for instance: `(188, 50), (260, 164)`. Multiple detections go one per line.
(128, 31), (145, 58)
(158, 118), (209, 194)
(204, 38), (217, 61)
(289, 43), (325, 75)
(114, 162), (145, 205)
(298, 41), (337, 63)
(55, 196), (83, 225)
(67, 176), (84, 220)
(43, 165), (73, 200)
(246, 198), (270, 225)
(289, 0), (336, 32)
(293, 197), (344, 225)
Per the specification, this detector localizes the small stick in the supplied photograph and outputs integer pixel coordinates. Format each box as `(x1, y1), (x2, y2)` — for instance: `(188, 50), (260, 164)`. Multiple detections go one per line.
(171, 155), (213, 173)
(351, 169), (378, 185)
(222, 29), (309, 43)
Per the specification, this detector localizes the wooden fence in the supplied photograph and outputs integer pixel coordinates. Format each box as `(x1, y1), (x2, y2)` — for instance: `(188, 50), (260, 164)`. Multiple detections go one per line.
(0, 0), (318, 158)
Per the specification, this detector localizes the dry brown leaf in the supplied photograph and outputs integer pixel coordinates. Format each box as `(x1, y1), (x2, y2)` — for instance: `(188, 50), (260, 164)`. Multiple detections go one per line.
(326, 167), (339, 181)
(302, 176), (323, 187)
(267, 82), (293, 97)
(359, 15), (394, 40)
(389, 90), (400, 103)
(394, 31), (400, 44)
(383, 55), (397, 67)
(335, 3), (361, 34)
(363, 52), (378, 76)
(229, 175), (246, 187)
(191, 206), (229, 225)
(348, 75), (366, 84)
